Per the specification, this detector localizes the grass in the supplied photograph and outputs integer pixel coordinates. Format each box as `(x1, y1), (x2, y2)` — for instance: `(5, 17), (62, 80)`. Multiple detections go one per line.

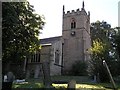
(12, 82), (120, 89)
(52, 83), (120, 90)
(12, 82), (44, 88)
(51, 76), (90, 83)
(12, 76), (120, 89)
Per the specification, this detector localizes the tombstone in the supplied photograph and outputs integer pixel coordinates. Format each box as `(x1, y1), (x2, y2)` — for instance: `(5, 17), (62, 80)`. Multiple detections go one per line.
(96, 73), (100, 83)
(42, 61), (52, 88)
(26, 70), (30, 79)
(3, 75), (7, 82)
(2, 72), (15, 90)
(67, 80), (76, 89)
(93, 75), (97, 83)
(7, 72), (15, 82)
(34, 65), (40, 78)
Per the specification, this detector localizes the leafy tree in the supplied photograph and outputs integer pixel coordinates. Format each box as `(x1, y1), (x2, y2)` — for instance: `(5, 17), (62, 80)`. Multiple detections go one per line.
(2, 2), (45, 74)
(112, 27), (120, 75)
(89, 39), (109, 82)
(89, 21), (117, 82)
(113, 27), (120, 58)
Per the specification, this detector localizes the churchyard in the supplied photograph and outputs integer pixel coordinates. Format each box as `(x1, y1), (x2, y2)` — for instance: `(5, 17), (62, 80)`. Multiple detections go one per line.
(3, 1), (120, 90)
(12, 76), (120, 90)
(4, 60), (120, 90)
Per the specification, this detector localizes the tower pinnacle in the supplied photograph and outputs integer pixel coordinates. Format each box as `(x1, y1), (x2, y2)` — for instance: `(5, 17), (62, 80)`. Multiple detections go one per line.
(82, 1), (85, 9)
(63, 5), (65, 14)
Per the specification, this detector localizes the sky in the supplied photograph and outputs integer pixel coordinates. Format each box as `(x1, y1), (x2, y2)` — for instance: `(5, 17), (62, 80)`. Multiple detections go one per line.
(28, 0), (120, 39)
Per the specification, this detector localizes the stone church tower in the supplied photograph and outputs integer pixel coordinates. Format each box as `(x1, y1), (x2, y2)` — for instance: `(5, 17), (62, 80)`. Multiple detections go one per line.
(62, 1), (91, 74)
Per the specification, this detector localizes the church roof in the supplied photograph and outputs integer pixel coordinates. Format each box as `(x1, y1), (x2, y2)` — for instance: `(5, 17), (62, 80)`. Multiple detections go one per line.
(40, 36), (62, 44)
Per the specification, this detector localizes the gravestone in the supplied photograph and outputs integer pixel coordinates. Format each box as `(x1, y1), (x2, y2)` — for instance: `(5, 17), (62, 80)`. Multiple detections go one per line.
(97, 73), (100, 83)
(67, 79), (76, 89)
(42, 61), (52, 88)
(2, 72), (15, 90)
(7, 72), (15, 82)
(3, 75), (7, 82)
(34, 65), (40, 78)
(93, 75), (97, 82)
(26, 70), (30, 79)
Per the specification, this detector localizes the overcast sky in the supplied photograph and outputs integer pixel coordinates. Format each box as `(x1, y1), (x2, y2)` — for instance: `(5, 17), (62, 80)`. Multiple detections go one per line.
(28, 0), (119, 39)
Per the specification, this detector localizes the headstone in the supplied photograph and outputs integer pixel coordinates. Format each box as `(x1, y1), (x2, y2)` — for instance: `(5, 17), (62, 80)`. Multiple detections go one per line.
(34, 65), (40, 78)
(97, 73), (100, 83)
(26, 70), (30, 79)
(93, 75), (97, 83)
(4, 75), (7, 82)
(23, 56), (27, 72)
(2, 72), (15, 90)
(7, 72), (15, 82)
(42, 61), (52, 88)
(67, 80), (76, 89)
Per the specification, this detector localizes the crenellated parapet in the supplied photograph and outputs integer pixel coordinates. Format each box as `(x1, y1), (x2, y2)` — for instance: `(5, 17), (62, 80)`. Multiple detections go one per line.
(63, 7), (89, 18)
(64, 9), (89, 17)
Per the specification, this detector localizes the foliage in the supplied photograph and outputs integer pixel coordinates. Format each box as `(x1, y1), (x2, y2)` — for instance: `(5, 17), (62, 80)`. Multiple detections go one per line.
(112, 27), (120, 75)
(89, 21), (118, 82)
(2, 2), (45, 73)
(70, 61), (88, 76)
(90, 39), (106, 54)
(113, 27), (120, 58)
(89, 39), (109, 82)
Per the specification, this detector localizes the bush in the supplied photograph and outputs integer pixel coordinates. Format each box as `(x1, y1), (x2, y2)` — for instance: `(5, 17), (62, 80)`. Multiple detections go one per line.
(88, 59), (110, 82)
(70, 61), (88, 76)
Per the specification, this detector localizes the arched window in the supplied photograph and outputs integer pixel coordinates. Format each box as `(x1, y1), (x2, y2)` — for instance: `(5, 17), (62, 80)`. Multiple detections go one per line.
(71, 18), (76, 29)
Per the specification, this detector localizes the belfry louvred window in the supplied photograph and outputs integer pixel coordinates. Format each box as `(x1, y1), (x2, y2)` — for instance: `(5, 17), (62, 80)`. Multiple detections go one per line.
(71, 18), (76, 29)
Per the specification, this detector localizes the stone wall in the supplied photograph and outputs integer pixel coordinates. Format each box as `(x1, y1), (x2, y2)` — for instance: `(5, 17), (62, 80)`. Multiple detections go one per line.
(50, 40), (62, 76)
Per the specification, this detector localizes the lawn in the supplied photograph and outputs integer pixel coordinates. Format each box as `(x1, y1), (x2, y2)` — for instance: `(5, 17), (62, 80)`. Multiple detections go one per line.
(13, 83), (100, 89)
(12, 82), (120, 90)
(12, 76), (120, 90)
(12, 82), (44, 88)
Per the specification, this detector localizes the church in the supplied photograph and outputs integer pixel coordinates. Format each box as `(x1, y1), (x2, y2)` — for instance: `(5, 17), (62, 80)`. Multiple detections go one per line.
(25, 1), (91, 78)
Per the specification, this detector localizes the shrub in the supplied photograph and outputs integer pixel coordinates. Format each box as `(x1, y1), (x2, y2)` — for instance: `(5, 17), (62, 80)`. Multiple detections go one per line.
(70, 61), (88, 76)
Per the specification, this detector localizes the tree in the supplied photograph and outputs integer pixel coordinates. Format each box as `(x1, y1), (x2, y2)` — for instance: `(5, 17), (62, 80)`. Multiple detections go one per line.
(112, 27), (120, 75)
(89, 39), (109, 82)
(2, 2), (45, 74)
(113, 27), (120, 58)
(89, 21), (117, 82)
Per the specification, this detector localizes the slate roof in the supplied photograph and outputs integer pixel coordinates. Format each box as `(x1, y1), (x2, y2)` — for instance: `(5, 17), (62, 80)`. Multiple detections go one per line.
(40, 36), (62, 44)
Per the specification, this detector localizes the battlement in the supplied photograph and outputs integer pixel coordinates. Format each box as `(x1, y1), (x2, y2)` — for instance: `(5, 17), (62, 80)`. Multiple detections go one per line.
(63, 8), (88, 17)
(63, 1), (90, 17)
(65, 8), (80, 14)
